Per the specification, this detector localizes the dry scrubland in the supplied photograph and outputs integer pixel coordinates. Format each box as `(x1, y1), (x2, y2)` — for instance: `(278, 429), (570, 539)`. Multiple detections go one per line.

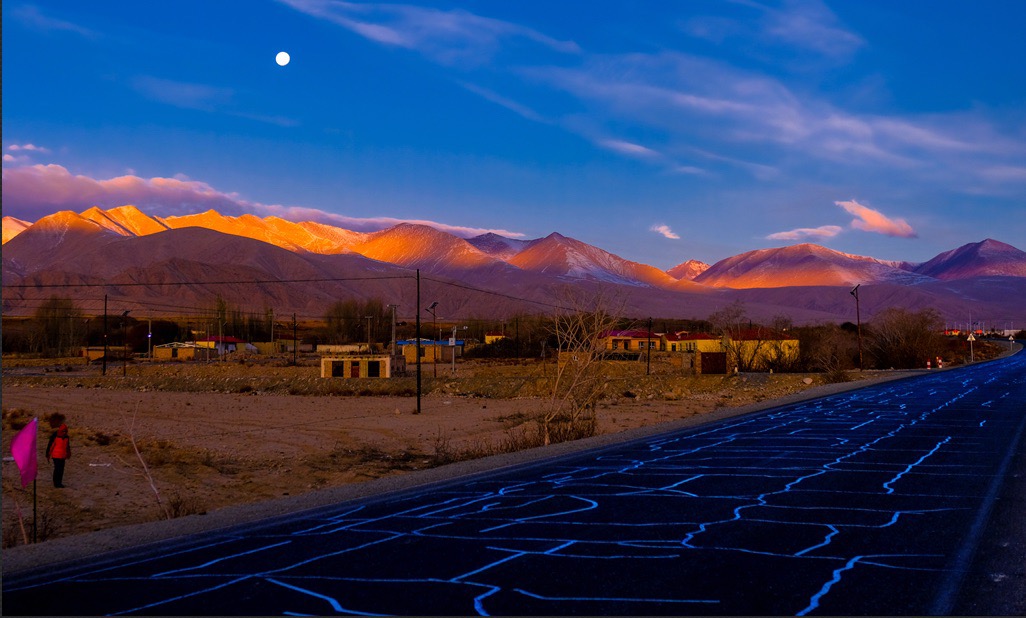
(3, 356), (866, 547)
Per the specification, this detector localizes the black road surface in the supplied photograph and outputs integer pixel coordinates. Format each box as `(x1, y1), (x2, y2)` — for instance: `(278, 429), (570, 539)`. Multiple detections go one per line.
(4, 352), (1025, 615)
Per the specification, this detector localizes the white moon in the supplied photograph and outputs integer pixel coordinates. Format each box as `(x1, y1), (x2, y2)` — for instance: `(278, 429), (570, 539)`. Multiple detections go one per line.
(275, 51), (290, 66)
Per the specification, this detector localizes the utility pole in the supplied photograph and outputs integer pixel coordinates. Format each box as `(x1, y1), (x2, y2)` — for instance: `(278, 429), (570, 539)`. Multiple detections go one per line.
(292, 313), (297, 366)
(850, 285), (863, 371)
(102, 294), (108, 376)
(647, 317), (653, 375)
(122, 310), (131, 377)
(415, 270), (421, 414)
(426, 301), (439, 379)
(365, 315), (374, 352)
(388, 304), (399, 357)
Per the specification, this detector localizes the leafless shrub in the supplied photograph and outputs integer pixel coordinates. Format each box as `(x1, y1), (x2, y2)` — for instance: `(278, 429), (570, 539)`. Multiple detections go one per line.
(867, 308), (945, 369)
(166, 491), (205, 518)
(540, 288), (623, 445)
(199, 449), (240, 475)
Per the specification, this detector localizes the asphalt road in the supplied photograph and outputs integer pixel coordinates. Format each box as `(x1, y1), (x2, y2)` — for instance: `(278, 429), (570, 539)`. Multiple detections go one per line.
(4, 352), (1025, 616)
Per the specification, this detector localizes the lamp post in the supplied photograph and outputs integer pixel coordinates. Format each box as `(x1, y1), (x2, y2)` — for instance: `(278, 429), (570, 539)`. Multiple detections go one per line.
(388, 304), (399, 358)
(647, 317), (653, 376)
(102, 294), (108, 376)
(426, 302), (438, 378)
(121, 310), (131, 377)
(850, 284), (863, 371)
(451, 325), (467, 375)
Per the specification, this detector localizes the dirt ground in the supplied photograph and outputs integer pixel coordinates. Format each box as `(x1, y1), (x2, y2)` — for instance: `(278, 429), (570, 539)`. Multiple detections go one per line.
(1, 359), (875, 547)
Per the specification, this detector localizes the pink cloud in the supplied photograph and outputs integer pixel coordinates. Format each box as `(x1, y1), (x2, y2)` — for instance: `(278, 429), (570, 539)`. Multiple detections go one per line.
(766, 225), (843, 241)
(7, 143), (51, 153)
(1, 164), (250, 220)
(649, 224), (680, 240)
(835, 199), (917, 238)
(0, 163), (523, 238)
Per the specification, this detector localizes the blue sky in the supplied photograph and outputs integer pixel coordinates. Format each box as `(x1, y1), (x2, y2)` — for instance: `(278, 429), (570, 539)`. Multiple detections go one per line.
(3, 0), (1025, 268)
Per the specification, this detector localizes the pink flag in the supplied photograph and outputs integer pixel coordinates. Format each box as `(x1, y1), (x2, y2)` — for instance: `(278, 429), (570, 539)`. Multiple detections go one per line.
(10, 418), (38, 488)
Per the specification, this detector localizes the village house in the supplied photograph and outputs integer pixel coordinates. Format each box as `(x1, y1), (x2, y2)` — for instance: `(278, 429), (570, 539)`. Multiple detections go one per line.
(484, 332), (507, 345)
(396, 338), (467, 364)
(600, 330), (661, 353)
(152, 342), (217, 361)
(321, 354), (393, 379)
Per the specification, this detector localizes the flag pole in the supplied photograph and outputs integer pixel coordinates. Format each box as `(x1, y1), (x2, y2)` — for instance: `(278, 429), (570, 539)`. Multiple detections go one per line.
(33, 479), (37, 543)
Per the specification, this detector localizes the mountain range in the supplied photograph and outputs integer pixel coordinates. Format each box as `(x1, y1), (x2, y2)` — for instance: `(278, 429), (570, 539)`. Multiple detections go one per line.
(3, 206), (1025, 325)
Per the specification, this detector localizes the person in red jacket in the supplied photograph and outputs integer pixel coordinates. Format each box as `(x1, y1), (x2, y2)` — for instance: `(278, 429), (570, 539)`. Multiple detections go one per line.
(46, 423), (71, 488)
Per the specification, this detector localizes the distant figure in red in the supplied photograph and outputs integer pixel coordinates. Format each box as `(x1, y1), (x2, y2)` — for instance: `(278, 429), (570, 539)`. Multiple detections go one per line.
(46, 423), (71, 488)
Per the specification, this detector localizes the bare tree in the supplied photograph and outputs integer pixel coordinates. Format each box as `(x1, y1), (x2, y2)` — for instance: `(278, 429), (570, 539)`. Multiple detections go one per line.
(33, 296), (85, 357)
(540, 288), (625, 445)
(796, 324), (859, 379)
(867, 308), (945, 369)
(708, 301), (767, 372)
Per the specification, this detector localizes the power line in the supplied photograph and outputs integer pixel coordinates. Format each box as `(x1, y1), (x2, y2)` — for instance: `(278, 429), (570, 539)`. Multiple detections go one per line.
(3, 275), (415, 289)
(421, 275), (571, 311)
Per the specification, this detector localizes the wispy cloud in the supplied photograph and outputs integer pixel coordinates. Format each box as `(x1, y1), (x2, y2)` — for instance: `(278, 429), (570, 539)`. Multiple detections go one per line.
(598, 139), (661, 160)
(650, 224), (680, 240)
(263, 206), (525, 238)
(0, 163), (522, 238)
(766, 225), (843, 240)
(266, 2), (1026, 194)
(279, 0), (579, 67)
(12, 5), (97, 38)
(686, 0), (863, 62)
(459, 82), (546, 123)
(131, 76), (235, 112)
(836, 199), (917, 238)
(754, 0), (865, 59)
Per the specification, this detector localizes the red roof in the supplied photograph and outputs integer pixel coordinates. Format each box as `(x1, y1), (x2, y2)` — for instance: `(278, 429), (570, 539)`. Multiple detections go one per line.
(602, 330), (658, 339)
(200, 336), (246, 343)
(667, 332), (718, 341)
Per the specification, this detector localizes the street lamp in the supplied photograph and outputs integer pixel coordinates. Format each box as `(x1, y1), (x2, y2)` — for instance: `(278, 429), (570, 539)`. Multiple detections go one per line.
(388, 304), (399, 358)
(364, 315), (374, 352)
(121, 310), (131, 377)
(426, 302), (438, 378)
(451, 325), (468, 375)
(850, 284), (863, 371)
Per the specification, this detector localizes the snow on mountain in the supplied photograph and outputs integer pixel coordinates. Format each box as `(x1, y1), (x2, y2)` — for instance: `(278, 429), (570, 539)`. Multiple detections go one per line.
(508, 232), (679, 288)
(295, 221), (368, 253)
(667, 260), (710, 281)
(1, 210), (125, 277)
(81, 205), (170, 237)
(694, 243), (936, 289)
(2, 216), (32, 244)
(466, 233), (532, 261)
(913, 239), (1026, 280)
(353, 223), (501, 271)
(159, 211), (309, 252)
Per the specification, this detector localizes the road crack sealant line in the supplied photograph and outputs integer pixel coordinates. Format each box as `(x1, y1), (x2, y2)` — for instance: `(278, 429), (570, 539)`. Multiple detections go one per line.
(5, 352), (1025, 616)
